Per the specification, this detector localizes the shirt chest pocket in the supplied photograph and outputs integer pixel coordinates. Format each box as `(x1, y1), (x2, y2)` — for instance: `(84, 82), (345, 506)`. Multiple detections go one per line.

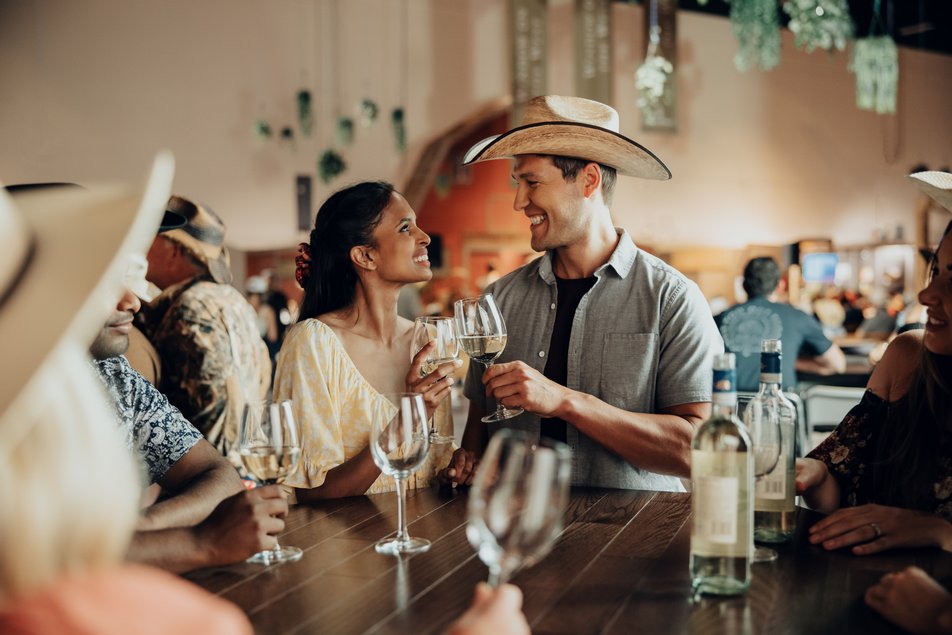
(598, 332), (659, 411)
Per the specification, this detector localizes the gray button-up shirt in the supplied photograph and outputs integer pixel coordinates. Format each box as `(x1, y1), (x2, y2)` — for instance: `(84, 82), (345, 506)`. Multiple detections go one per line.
(464, 229), (723, 491)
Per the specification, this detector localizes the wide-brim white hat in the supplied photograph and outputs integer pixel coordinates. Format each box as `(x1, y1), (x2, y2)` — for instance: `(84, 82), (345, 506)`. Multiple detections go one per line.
(462, 95), (671, 180)
(910, 171), (952, 213)
(0, 153), (175, 443)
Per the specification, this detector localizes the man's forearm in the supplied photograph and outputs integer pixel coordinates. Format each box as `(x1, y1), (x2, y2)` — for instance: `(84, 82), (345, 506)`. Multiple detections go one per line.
(142, 464), (243, 530)
(556, 391), (704, 478)
(127, 527), (211, 574)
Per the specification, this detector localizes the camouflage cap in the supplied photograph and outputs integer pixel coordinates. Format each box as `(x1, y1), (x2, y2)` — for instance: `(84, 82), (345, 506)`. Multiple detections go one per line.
(163, 195), (232, 285)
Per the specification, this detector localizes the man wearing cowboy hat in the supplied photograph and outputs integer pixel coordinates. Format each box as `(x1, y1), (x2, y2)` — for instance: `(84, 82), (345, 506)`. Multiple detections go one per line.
(137, 195), (270, 472)
(441, 95), (722, 491)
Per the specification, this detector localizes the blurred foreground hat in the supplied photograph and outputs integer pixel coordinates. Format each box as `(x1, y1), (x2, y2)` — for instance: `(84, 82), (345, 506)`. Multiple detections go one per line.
(462, 95), (671, 180)
(0, 153), (175, 446)
(162, 195), (232, 284)
(910, 171), (952, 213)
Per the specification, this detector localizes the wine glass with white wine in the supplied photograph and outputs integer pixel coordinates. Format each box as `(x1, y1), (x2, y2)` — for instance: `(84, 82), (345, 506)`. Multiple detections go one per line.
(466, 429), (572, 586)
(410, 316), (459, 444)
(453, 294), (523, 423)
(239, 400), (303, 564)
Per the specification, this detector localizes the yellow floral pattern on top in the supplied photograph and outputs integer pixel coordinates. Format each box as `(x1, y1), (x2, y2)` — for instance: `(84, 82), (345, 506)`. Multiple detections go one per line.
(274, 319), (455, 497)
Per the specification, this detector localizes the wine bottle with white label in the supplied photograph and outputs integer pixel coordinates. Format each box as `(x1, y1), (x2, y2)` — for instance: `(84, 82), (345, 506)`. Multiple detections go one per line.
(690, 353), (752, 596)
(745, 339), (797, 543)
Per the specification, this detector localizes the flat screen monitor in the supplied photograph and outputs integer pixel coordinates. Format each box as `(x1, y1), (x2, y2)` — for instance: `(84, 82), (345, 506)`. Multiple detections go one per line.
(801, 252), (838, 284)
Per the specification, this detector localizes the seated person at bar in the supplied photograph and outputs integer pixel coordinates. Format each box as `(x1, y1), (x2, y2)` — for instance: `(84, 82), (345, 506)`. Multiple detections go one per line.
(441, 95), (722, 490)
(0, 167), (252, 632)
(93, 279), (288, 573)
(716, 256), (845, 391)
(273, 181), (456, 500)
(797, 172), (952, 556)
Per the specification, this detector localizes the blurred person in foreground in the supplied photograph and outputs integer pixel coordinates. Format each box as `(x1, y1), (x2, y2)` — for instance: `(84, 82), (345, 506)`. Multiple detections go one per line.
(441, 95), (722, 490)
(865, 566), (952, 634)
(0, 156), (252, 633)
(797, 172), (952, 557)
(716, 256), (846, 391)
(137, 195), (270, 471)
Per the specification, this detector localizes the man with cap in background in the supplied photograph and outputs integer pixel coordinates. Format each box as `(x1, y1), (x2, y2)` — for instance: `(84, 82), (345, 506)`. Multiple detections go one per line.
(137, 195), (270, 471)
(441, 95), (722, 491)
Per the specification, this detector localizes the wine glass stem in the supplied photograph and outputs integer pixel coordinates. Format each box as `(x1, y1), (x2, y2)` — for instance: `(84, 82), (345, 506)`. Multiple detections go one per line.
(487, 561), (512, 588)
(395, 476), (409, 545)
(484, 361), (506, 418)
(263, 478), (284, 558)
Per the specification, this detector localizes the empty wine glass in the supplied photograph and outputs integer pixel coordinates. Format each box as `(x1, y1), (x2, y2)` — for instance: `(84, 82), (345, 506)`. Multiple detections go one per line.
(466, 429), (571, 586)
(744, 406), (782, 563)
(410, 316), (459, 445)
(370, 392), (431, 556)
(453, 294), (524, 423)
(239, 399), (303, 564)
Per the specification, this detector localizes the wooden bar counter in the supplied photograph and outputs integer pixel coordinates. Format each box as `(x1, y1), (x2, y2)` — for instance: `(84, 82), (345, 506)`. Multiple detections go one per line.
(187, 487), (952, 634)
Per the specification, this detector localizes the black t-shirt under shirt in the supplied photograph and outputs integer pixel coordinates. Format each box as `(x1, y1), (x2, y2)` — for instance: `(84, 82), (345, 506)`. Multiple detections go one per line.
(541, 275), (597, 444)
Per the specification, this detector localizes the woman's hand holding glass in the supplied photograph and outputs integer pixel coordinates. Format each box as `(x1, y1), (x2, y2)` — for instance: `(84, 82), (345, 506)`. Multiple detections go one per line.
(407, 317), (460, 444)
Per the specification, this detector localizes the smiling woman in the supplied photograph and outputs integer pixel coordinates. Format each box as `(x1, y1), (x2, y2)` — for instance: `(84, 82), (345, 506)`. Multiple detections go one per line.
(273, 182), (456, 502)
(796, 172), (952, 557)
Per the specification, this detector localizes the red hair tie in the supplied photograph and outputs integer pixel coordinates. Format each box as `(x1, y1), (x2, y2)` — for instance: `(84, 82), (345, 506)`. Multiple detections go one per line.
(295, 242), (312, 288)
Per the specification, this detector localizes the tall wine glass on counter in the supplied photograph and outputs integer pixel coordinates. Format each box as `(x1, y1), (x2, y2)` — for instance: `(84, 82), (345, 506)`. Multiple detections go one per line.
(239, 399), (303, 564)
(453, 294), (523, 423)
(370, 392), (432, 555)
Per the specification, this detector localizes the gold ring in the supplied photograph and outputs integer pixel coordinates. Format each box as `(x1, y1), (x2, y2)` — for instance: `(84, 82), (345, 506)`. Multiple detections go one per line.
(869, 522), (882, 539)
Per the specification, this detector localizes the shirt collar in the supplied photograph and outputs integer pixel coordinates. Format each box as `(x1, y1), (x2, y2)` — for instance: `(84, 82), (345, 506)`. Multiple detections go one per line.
(537, 228), (637, 284)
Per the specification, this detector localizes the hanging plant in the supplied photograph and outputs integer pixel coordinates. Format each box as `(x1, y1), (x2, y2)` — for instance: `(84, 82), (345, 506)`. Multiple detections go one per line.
(782, 0), (853, 53)
(279, 126), (295, 149)
(318, 149), (347, 184)
(850, 36), (898, 114)
(253, 119), (273, 140)
(434, 173), (452, 198)
(297, 90), (313, 136)
(335, 117), (354, 146)
(728, 0), (781, 72)
(359, 98), (379, 128)
(391, 107), (406, 152)
(635, 22), (674, 129)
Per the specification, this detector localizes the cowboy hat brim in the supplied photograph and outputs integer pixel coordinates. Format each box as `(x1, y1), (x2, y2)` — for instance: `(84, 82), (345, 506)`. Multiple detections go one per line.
(462, 121), (672, 180)
(0, 152), (175, 431)
(910, 171), (952, 213)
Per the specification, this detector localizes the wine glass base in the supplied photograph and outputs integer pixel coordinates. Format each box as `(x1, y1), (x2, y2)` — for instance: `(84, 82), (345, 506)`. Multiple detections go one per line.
(481, 407), (524, 423)
(428, 433), (456, 445)
(247, 546), (304, 565)
(752, 546), (778, 563)
(375, 535), (431, 556)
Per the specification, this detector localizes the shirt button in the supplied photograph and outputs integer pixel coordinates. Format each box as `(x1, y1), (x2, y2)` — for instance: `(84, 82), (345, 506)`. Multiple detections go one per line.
(538, 351), (546, 358)
(550, 303), (556, 310)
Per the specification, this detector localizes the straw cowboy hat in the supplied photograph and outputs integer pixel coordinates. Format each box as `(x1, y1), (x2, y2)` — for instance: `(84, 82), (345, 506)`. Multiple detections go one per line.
(910, 171), (952, 213)
(162, 195), (232, 285)
(0, 153), (175, 446)
(462, 95), (671, 180)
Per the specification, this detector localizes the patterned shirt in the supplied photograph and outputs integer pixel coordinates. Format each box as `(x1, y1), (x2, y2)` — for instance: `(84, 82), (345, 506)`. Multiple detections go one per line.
(93, 356), (203, 484)
(808, 390), (952, 518)
(464, 229), (723, 491)
(137, 276), (271, 471)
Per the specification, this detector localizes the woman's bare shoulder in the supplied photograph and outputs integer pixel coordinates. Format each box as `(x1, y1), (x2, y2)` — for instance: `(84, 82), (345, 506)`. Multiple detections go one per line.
(867, 331), (923, 401)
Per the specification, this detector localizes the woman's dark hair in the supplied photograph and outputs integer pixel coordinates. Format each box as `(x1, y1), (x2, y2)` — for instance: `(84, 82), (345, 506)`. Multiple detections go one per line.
(872, 222), (952, 509)
(298, 181), (395, 320)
